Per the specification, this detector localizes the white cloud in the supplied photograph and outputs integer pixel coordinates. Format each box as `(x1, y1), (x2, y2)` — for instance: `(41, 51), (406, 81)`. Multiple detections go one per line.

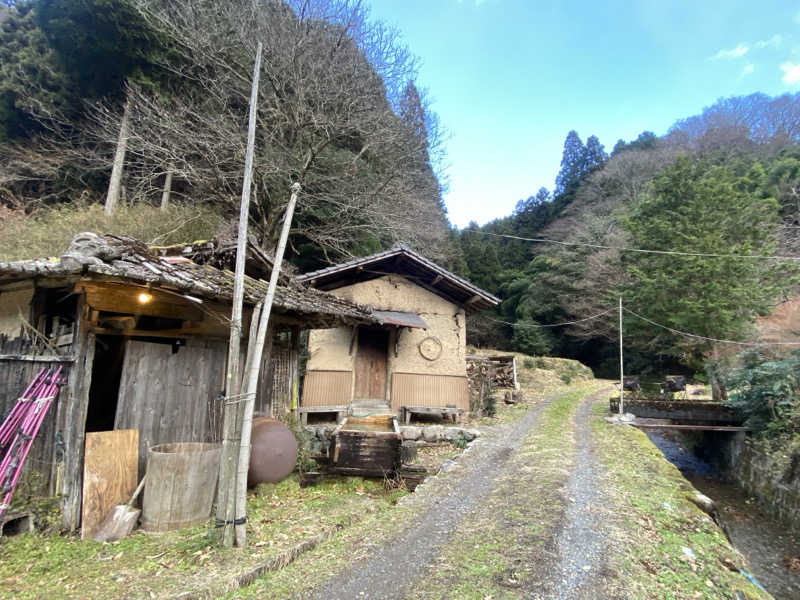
(781, 62), (800, 85)
(709, 43), (749, 60)
(755, 34), (782, 49)
(741, 63), (755, 77)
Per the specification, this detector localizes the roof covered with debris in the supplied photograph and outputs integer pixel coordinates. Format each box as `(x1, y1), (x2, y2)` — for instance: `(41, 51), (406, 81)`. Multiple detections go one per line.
(0, 233), (375, 328)
(297, 244), (501, 312)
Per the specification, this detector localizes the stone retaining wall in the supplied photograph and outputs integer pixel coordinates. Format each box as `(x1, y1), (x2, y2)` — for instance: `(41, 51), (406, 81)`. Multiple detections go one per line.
(722, 435), (800, 534)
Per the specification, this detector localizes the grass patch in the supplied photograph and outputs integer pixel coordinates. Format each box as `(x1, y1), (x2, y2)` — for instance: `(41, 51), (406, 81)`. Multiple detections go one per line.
(590, 400), (772, 600)
(0, 475), (403, 599)
(226, 495), (418, 599)
(0, 202), (225, 261)
(410, 383), (601, 599)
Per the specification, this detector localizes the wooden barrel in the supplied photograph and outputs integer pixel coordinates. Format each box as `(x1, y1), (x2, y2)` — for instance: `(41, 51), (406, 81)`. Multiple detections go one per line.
(141, 442), (221, 532)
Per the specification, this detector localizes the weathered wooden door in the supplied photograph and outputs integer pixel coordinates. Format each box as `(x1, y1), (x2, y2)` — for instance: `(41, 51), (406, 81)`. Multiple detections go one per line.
(353, 328), (388, 403)
(114, 338), (226, 477)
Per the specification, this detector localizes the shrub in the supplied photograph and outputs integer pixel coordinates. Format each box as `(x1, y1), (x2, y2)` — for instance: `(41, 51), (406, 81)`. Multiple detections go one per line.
(723, 349), (800, 435)
(523, 357), (535, 369)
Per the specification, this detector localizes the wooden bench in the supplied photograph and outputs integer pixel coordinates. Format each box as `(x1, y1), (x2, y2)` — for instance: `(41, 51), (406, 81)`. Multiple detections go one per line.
(298, 405), (348, 425)
(401, 406), (463, 424)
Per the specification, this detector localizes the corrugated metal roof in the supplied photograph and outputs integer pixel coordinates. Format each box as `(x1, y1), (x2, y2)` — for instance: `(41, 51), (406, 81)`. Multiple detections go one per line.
(373, 310), (428, 329)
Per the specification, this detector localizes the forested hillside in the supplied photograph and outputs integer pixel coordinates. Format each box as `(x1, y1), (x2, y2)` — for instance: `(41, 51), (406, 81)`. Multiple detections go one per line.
(0, 0), (457, 270)
(459, 93), (800, 375)
(2, 1), (799, 378)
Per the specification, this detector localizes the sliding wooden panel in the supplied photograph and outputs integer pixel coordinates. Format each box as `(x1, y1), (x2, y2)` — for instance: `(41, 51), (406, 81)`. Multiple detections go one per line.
(115, 338), (226, 477)
(301, 370), (352, 407)
(390, 373), (469, 412)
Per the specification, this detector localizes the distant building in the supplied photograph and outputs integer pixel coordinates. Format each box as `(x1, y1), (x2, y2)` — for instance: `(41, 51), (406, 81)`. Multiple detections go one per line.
(298, 245), (500, 423)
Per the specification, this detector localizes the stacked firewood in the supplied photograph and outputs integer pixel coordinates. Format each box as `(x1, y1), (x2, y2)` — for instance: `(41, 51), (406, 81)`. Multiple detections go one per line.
(490, 364), (516, 388)
(466, 355), (516, 389)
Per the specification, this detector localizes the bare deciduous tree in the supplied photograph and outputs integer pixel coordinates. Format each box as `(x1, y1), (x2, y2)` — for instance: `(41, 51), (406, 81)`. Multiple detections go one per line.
(96, 0), (449, 260)
(1, 0), (452, 264)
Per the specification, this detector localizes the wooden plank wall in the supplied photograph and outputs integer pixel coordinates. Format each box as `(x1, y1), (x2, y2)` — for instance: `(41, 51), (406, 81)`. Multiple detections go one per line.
(114, 338), (226, 477)
(390, 373), (469, 412)
(301, 370), (352, 407)
(0, 335), (73, 496)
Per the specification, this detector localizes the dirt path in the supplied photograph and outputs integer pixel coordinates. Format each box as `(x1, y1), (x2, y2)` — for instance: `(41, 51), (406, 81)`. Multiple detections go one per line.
(303, 394), (561, 600)
(552, 388), (613, 600)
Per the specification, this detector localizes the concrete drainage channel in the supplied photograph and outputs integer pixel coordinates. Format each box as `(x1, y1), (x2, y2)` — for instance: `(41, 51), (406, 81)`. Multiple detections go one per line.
(647, 431), (800, 599)
(303, 395), (563, 600)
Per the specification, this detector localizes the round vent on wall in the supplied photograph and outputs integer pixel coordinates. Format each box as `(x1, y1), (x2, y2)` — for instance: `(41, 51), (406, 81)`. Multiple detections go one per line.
(418, 336), (443, 361)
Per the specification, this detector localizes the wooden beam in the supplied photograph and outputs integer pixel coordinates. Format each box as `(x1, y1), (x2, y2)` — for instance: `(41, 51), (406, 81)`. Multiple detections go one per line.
(0, 354), (75, 363)
(87, 325), (227, 340)
(76, 282), (204, 322)
(633, 423), (750, 432)
(60, 294), (94, 531)
(349, 325), (358, 355)
(430, 275), (442, 285)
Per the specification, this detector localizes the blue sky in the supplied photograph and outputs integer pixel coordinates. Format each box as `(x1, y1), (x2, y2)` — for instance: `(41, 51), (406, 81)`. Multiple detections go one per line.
(367, 0), (800, 228)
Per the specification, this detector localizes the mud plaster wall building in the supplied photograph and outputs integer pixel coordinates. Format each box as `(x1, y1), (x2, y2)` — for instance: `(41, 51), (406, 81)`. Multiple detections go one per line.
(298, 246), (500, 418)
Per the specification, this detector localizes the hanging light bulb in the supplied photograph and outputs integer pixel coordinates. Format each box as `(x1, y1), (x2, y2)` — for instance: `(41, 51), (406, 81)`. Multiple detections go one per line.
(138, 291), (153, 304)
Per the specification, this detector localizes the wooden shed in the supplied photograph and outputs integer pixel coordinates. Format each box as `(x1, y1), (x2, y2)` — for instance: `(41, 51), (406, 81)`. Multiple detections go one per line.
(0, 232), (373, 532)
(297, 245), (500, 423)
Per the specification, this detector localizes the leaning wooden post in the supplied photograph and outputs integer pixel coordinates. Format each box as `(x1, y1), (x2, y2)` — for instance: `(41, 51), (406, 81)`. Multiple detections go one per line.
(160, 167), (173, 212)
(104, 99), (131, 216)
(618, 296), (624, 415)
(233, 182), (301, 547)
(215, 41), (263, 548)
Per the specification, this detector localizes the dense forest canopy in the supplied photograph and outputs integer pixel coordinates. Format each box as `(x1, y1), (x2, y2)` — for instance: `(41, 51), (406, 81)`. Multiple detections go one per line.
(457, 92), (800, 375)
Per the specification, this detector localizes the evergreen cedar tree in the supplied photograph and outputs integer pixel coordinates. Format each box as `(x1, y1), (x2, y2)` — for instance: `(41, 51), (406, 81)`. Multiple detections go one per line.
(460, 96), (800, 373)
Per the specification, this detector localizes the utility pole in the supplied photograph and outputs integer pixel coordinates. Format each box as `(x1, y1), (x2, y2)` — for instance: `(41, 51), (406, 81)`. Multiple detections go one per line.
(619, 296), (624, 415)
(215, 42), (262, 548)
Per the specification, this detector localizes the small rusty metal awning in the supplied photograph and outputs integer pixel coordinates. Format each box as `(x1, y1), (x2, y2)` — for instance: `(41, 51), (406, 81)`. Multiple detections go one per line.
(373, 310), (428, 329)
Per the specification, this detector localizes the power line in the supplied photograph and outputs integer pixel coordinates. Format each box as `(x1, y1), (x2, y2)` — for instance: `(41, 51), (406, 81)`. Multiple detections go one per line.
(478, 302), (800, 346)
(622, 306), (800, 346)
(464, 229), (800, 262)
(480, 309), (615, 329)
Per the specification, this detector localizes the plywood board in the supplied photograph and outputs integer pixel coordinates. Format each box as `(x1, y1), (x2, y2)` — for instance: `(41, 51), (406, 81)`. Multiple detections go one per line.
(81, 429), (138, 540)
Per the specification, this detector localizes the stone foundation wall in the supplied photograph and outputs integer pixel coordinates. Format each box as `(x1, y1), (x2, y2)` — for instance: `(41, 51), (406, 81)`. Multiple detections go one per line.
(724, 436), (800, 533)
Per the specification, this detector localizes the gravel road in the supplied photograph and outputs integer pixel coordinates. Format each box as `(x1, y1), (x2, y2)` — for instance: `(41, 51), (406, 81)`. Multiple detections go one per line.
(304, 395), (559, 600)
(552, 388), (613, 600)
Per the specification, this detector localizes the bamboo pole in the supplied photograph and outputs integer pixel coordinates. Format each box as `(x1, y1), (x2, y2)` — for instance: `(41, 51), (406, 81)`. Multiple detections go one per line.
(215, 42), (262, 548)
(619, 296), (624, 415)
(233, 182), (301, 547)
